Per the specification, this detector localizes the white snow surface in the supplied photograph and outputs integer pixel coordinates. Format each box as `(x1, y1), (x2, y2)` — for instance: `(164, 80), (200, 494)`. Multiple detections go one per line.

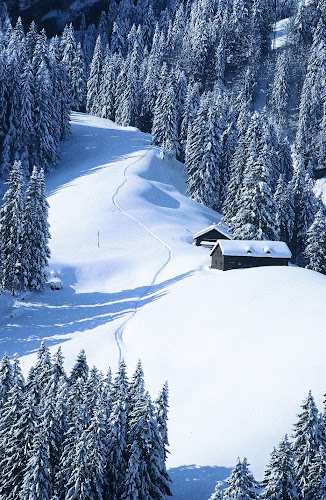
(1, 113), (326, 483)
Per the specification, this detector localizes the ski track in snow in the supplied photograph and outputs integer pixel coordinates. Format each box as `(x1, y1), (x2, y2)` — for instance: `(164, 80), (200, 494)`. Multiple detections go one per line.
(111, 147), (173, 361)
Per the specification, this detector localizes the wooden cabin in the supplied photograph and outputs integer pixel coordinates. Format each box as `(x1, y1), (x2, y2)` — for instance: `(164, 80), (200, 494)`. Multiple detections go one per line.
(210, 240), (292, 271)
(193, 223), (231, 248)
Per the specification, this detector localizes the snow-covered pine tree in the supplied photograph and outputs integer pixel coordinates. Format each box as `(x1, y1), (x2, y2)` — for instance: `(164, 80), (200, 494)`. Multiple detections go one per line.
(222, 94), (251, 226)
(223, 457), (259, 499)
(305, 207), (326, 274)
(141, 25), (165, 132)
(115, 40), (141, 128)
(121, 440), (141, 500)
(19, 418), (53, 500)
(0, 352), (13, 405)
(84, 400), (108, 499)
(105, 359), (129, 500)
(86, 35), (102, 116)
(231, 123), (279, 241)
(33, 341), (52, 396)
(126, 390), (172, 499)
(271, 50), (291, 130)
(71, 42), (86, 111)
(33, 58), (59, 171)
(100, 50), (120, 121)
(208, 481), (224, 500)
(155, 381), (170, 463)
(157, 80), (179, 160)
(292, 391), (325, 499)
(186, 104), (222, 210)
(0, 357), (25, 498)
(0, 161), (25, 293)
(62, 429), (92, 500)
(69, 349), (89, 385)
(1, 385), (39, 498)
(278, 136), (294, 184)
(304, 445), (326, 500)
(179, 82), (201, 162)
(261, 435), (298, 500)
(274, 175), (294, 245)
(128, 360), (145, 417)
(21, 167), (51, 291)
(288, 155), (317, 264)
(151, 63), (172, 146)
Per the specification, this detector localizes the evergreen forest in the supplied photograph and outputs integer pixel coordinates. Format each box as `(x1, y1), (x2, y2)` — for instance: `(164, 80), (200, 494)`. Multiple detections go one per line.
(0, 344), (171, 499)
(1, 0), (326, 274)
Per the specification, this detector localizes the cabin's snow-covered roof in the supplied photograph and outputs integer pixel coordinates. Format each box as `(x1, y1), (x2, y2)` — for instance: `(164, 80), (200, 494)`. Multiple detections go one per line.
(193, 223), (231, 240)
(210, 239), (292, 259)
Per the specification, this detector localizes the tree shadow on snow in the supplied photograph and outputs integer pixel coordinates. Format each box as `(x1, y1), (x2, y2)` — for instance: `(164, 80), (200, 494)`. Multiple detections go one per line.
(168, 465), (232, 500)
(0, 270), (194, 358)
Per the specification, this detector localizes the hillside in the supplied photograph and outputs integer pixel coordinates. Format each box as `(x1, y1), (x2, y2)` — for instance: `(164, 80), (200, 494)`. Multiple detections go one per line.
(1, 113), (326, 498)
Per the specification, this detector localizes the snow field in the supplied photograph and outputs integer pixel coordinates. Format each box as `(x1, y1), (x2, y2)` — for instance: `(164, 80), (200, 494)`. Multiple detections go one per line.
(1, 113), (326, 483)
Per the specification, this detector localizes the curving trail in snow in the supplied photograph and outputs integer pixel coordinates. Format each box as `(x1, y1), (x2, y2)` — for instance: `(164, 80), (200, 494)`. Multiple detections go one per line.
(111, 147), (173, 361)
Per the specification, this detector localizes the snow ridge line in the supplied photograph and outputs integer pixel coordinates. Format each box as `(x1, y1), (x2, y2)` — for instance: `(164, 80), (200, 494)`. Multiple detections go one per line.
(111, 147), (172, 362)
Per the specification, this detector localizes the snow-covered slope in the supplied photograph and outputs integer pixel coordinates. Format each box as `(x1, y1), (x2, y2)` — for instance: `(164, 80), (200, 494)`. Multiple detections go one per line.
(1, 113), (326, 491)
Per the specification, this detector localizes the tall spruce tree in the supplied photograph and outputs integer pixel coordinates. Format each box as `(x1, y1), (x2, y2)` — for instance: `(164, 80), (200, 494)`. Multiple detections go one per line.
(292, 391), (325, 499)
(0, 161), (25, 293)
(261, 435), (298, 500)
(223, 457), (259, 499)
(305, 207), (326, 274)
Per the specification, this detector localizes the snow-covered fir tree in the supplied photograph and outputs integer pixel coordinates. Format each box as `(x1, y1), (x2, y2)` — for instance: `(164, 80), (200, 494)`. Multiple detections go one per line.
(261, 435), (298, 500)
(292, 391), (325, 499)
(305, 207), (326, 274)
(0, 161), (25, 293)
(223, 457), (259, 499)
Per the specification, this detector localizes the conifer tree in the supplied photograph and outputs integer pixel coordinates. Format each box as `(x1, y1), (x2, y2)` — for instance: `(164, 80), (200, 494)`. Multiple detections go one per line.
(100, 51), (120, 121)
(223, 457), (259, 499)
(288, 156), (317, 264)
(231, 142), (279, 240)
(187, 104), (222, 210)
(21, 167), (51, 291)
(274, 175), (294, 245)
(305, 208), (326, 274)
(0, 359), (25, 499)
(271, 50), (291, 129)
(115, 41), (141, 128)
(208, 481), (224, 500)
(292, 391), (325, 499)
(0, 353), (13, 408)
(155, 381), (170, 463)
(69, 349), (89, 385)
(157, 80), (179, 160)
(86, 35), (102, 116)
(105, 360), (129, 500)
(85, 401), (108, 499)
(20, 422), (53, 500)
(0, 161), (25, 293)
(33, 59), (59, 171)
(261, 435), (298, 500)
